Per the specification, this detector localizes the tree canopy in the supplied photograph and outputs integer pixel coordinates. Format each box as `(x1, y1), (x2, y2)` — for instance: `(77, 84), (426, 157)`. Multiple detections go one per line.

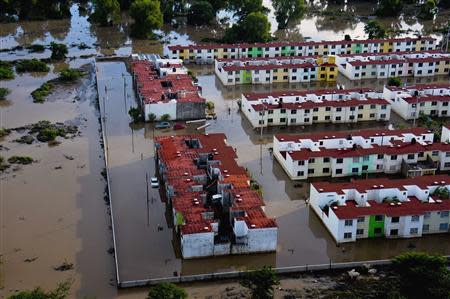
(239, 266), (280, 299)
(129, 0), (163, 38)
(364, 20), (386, 39)
(376, 0), (404, 16)
(187, 1), (215, 25)
(91, 0), (121, 26)
(223, 11), (271, 43)
(147, 282), (187, 299)
(272, 0), (306, 29)
(392, 252), (450, 299)
(7, 281), (71, 299)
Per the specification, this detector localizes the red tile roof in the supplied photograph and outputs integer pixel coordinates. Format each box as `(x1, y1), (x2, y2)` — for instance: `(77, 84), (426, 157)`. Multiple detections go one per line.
(131, 60), (205, 105)
(243, 88), (374, 101)
(403, 95), (450, 104)
(251, 98), (389, 111)
(385, 83), (450, 91)
(222, 62), (318, 72)
(155, 134), (276, 234)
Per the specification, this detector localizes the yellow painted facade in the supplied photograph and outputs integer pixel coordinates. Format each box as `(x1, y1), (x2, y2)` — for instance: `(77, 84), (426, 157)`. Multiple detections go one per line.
(317, 56), (338, 82)
(381, 42), (393, 53)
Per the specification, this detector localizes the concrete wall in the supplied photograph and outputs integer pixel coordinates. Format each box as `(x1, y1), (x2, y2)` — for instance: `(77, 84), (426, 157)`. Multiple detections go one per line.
(181, 232), (215, 259)
(176, 102), (205, 120)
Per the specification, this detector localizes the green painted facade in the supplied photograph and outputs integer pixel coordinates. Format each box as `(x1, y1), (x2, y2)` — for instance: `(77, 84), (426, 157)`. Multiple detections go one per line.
(281, 46), (294, 56)
(248, 47), (263, 58)
(368, 215), (385, 238)
(241, 70), (252, 84)
(351, 43), (362, 54)
(347, 155), (375, 176)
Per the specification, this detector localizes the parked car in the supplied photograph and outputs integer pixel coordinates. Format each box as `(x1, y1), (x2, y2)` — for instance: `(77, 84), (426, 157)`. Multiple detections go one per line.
(173, 123), (186, 130)
(150, 177), (159, 188)
(155, 121), (171, 129)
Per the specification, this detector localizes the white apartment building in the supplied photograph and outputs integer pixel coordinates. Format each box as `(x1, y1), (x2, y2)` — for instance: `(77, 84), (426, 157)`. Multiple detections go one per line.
(310, 175), (450, 243)
(383, 83), (450, 120)
(273, 127), (450, 180)
(240, 88), (391, 128)
(165, 37), (437, 63)
(336, 51), (450, 80)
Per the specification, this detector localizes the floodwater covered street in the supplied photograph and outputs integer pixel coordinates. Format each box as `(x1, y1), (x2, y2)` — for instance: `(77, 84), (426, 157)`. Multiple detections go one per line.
(97, 61), (450, 285)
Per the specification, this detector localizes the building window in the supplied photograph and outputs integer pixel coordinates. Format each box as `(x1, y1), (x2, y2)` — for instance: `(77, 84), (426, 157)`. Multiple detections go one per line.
(432, 151), (439, 156)
(392, 216), (400, 223)
(336, 158), (343, 164)
(336, 169), (343, 174)
(352, 167), (359, 173)
(441, 211), (449, 218)
(374, 227), (382, 234)
(344, 232), (352, 239)
(325, 107), (331, 111)
(356, 229), (364, 235)
(290, 119), (296, 123)
(439, 223), (449, 231)
(324, 157), (330, 163)
(345, 219), (353, 226)
(375, 215), (383, 222)
(291, 109), (297, 114)
(424, 212), (431, 219)
(410, 228), (419, 235)
(390, 229), (398, 236)
(268, 118), (273, 123)
(308, 169), (314, 174)
(297, 171), (304, 176)
(411, 215), (420, 222)
(280, 118), (286, 123)
(309, 158), (315, 163)
(423, 224), (430, 232)
(268, 110), (274, 114)
(390, 155), (398, 160)
(323, 167), (330, 173)
(298, 160), (305, 166)
(357, 217), (365, 223)
(407, 154), (415, 160)
(280, 109), (286, 114)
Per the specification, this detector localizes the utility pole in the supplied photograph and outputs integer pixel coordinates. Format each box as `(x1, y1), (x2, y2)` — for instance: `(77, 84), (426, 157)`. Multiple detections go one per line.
(146, 172), (150, 226)
(123, 74), (127, 111)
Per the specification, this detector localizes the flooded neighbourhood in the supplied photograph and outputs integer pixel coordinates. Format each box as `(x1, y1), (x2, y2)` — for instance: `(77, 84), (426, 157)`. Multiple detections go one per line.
(1, 1), (450, 298)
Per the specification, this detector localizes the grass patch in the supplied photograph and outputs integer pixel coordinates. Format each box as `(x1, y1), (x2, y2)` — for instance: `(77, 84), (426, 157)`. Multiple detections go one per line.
(0, 61), (14, 80)
(7, 156), (34, 165)
(0, 87), (10, 100)
(16, 59), (49, 73)
(28, 120), (78, 142)
(58, 68), (85, 81)
(31, 82), (54, 103)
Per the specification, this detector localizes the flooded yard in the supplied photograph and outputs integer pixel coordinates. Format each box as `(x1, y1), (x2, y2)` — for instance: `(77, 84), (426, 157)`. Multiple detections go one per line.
(1, 1), (450, 298)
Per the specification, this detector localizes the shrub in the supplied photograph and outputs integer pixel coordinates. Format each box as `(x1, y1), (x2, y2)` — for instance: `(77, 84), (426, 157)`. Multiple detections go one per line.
(16, 59), (49, 73)
(37, 127), (60, 142)
(27, 44), (46, 53)
(148, 113), (156, 122)
(206, 101), (215, 110)
(31, 82), (54, 103)
(8, 156), (34, 164)
(147, 282), (187, 299)
(387, 77), (402, 87)
(392, 252), (450, 299)
(0, 128), (10, 137)
(0, 61), (15, 80)
(161, 113), (171, 121)
(240, 266), (280, 299)
(0, 87), (10, 100)
(128, 107), (143, 123)
(50, 42), (68, 60)
(59, 68), (84, 81)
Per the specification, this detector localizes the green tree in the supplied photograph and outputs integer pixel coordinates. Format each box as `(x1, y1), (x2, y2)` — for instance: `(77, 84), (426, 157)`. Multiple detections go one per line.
(439, 0), (450, 8)
(0, 87), (10, 100)
(161, 113), (171, 121)
(128, 107), (142, 123)
(16, 59), (49, 73)
(223, 11), (271, 43)
(147, 282), (187, 299)
(228, 0), (267, 20)
(0, 61), (14, 80)
(240, 266), (280, 299)
(148, 113), (156, 122)
(377, 0), (404, 16)
(387, 77), (402, 87)
(419, 0), (438, 19)
(364, 20), (386, 39)
(160, 0), (187, 23)
(50, 42), (68, 60)
(91, 0), (121, 26)
(130, 0), (163, 39)
(59, 68), (84, 81)
(392, 252), (450, 299)
(7, 280), (71, 299)
(187, 1), (214, 25)
(272, 0), (305, 29)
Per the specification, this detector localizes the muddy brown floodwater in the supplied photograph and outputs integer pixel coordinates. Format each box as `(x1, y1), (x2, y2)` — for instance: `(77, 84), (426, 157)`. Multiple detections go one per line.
(1, 1), (450, 298)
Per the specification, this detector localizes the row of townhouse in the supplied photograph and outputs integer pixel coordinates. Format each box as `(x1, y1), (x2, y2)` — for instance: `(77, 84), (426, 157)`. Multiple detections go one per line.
(336, 50), (450, 80)
(154, 133), (277, 259)
(273, 126), (450, 180)
(130, 57), (205, 121)
(165, 37), (436, 64)
(215, 56), (337, 85)
(240, 88), (391, 128)
(383, 83), (450, 120)
(310, 175), (450, 243)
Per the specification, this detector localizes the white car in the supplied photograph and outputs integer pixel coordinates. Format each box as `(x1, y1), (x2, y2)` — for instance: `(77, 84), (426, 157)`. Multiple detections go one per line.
(150, 177), (159, 188)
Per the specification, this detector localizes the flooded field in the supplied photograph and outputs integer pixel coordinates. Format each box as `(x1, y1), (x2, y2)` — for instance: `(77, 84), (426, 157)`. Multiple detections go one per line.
(1, 1), (450, 298)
